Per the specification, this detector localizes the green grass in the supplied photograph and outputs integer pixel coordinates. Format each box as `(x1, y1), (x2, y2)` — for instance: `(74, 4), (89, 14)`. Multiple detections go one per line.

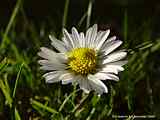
(0, 0), (160, 120)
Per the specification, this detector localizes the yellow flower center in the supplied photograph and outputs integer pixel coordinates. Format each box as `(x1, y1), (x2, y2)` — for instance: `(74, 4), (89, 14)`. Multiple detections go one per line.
(67, 48), (97, 76)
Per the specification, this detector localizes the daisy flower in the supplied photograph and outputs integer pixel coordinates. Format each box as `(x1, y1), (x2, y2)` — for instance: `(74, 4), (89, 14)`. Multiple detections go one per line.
(38, 24), (127, 94)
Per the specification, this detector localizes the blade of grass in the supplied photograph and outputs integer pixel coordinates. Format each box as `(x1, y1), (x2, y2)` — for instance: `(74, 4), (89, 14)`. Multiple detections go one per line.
(78, 12), (87, 28)
(86, 0), (93, 28)
(32, 104), (46, 116)
(123, 9), (128, 46)
(71, 92), (93, 113)
(151, 40), (160, 52)
(86, 108), (95, 120)
(74, 107), (85, 117)
(15, 108), (21, 120)
(7, 35), (33, 88)
(0, 80), (12, 108)
(20, 8), (41, 49)
(86, 94), (100, 120)
(146, 77), (154, 113)
(30, 99), (58, 114)
(4, 74), (11, 95)
(62, 0), (70, 28)
(12, 63), (24, 98)
(123, 9), (133, 111)
(0, 0), (21, 49)
(59, 89), (80, 112)
(0, 58), (8, 72)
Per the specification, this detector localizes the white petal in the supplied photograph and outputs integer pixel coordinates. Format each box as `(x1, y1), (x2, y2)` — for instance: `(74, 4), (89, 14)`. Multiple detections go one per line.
(99, 36), (117, 50)
(96, 31), (104, 42)
(43, 71), (62, 83)
(103, 52), (127, 64)
(85, 27), (93, 47)
(38, 47), (57, 61)
(94, 31), (105, 47)
(38, 60), (66, 71)
(105, 60), (128, 66)
(79, 32), (85, 47)
(96, 30), (110, 50)
(62, 80), (73, 85)
(78, 78), (92, 94)
(49, 35), (67, 52)
(101, 64), (125, 74)
(38, 47), (67, 64)
(71, 27), (80, 48)
(88, 74), (108, 94)
(62, 37), (72, 50)
(94, 72), (119, 81)
(106, 36), (117, 43)
(63, 28), (74, 48)
(101, 40), (123, 55)
(90, 24), (98, 48)
(59, 72), (75, 85)
(100, 66), (119, 74)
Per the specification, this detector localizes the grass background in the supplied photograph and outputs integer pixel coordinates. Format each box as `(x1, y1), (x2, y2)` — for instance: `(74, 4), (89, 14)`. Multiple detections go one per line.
(0, 0), (160, 119)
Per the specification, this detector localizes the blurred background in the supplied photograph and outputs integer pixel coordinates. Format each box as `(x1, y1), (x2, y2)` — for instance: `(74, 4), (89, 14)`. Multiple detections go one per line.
(0, 0), (160, 119)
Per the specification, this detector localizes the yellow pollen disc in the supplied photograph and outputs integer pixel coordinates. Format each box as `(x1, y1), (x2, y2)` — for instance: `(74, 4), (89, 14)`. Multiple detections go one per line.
(67, 48), (97, 76)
